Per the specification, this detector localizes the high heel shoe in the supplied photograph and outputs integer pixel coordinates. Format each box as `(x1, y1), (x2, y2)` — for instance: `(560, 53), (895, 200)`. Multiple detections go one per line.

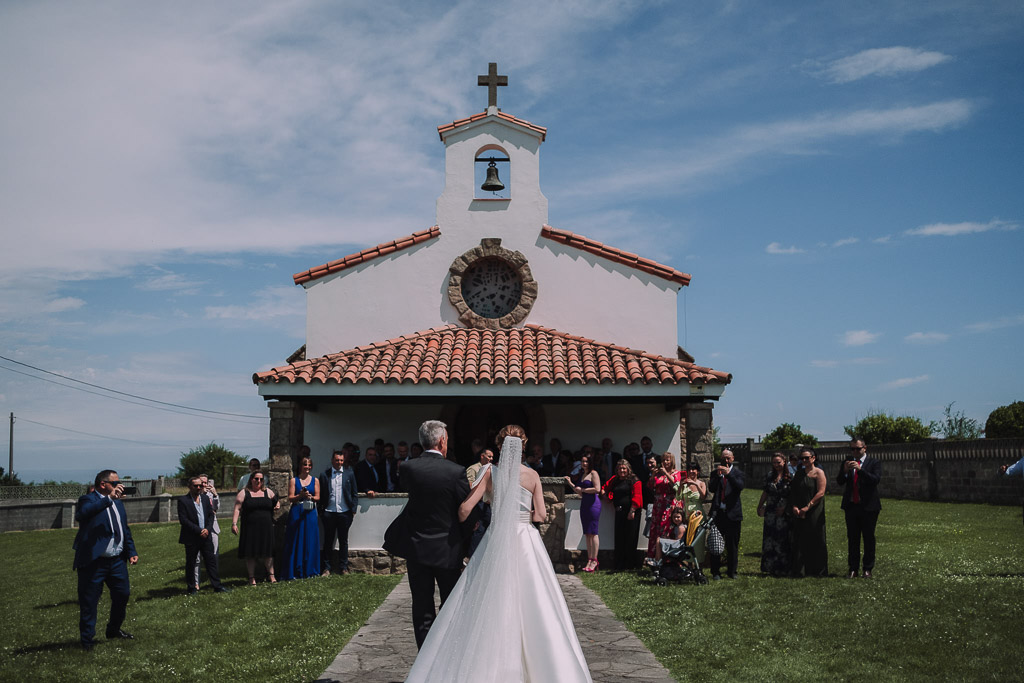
(248, 576), (257, 586)
(591, 560), (600, 572)
(269, 572), (277, 584)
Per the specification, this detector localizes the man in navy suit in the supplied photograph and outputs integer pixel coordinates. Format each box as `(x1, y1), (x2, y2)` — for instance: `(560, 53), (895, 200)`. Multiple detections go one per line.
(177, 476), (229, 594)
(73, 469), (139, 650)
(708, 449), (745, 579)
(383, 420), (470, 648)
(838, 439), (883, 578)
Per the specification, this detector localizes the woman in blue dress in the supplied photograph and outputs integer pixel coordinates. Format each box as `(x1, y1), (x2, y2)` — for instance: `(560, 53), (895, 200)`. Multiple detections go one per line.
(282, 455), (320, 580)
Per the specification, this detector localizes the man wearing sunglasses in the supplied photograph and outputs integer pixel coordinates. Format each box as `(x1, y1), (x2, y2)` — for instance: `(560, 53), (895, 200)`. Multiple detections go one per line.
(837, 439), (882, 578)
(73, 469), (139, 650)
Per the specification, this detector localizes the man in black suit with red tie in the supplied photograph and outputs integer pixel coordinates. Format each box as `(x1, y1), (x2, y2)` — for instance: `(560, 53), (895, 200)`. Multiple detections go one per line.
(177, 476), (229, 594)
(383, 419), (470, 648)
(73, 469), (139, 650)
(708, 449), (745, 579)
(838, 438), (882, 578)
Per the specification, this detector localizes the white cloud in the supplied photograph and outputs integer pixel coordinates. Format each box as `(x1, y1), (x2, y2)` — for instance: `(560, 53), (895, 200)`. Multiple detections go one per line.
(905, 331), (949, 344)
(841, 330), (880, 346)
(204, 286), (304, 333)
(564, 99), (975, 203)
(965, 314), (1024, 333)
(872, 235), (893, 244)
(832, 237), (859, 247)
(136, 271), (206, 293)
(819, 47), (953, 84)
(880, 374), (930, 390)
(905, 218), (1018, 237)
(41, 297), (86, 313)
(765, 242), (805, 255)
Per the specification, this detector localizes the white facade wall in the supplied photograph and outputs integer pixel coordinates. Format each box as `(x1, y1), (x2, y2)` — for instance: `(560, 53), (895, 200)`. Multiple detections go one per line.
(304, 110), (682, 359)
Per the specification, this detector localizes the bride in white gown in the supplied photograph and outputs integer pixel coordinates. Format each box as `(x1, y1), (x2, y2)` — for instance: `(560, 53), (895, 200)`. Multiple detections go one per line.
(405, 425), (592, 683)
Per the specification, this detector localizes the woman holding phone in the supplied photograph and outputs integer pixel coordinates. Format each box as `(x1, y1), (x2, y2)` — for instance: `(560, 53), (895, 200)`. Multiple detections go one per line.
(646, 452), (682, 561)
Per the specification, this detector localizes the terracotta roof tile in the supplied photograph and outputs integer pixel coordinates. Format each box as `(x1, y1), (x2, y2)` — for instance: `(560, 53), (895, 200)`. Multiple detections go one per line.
(293, 226), (441, 285)
(253, 324), (731, 387)
(437, 110), (547, 141)
(540, 225), (692, 287)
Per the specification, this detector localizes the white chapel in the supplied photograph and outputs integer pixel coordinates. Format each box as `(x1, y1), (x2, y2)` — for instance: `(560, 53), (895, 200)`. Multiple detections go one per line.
(253, 64), (731, 472)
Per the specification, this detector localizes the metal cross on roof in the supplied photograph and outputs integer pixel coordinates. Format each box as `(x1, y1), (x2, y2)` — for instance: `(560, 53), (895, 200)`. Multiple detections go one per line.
(477, 62), (508, 108)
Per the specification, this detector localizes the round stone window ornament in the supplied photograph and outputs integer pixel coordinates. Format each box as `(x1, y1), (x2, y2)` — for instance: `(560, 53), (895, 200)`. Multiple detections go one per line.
(448, 238), (537, 329)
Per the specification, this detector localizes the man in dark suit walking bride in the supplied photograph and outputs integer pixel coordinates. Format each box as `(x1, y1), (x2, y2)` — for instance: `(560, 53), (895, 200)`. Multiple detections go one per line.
(383, 419), (470, 648)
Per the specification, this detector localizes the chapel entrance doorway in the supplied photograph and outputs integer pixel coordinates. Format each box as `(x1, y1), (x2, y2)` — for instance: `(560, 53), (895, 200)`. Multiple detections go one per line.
(448, 403), (530, 467)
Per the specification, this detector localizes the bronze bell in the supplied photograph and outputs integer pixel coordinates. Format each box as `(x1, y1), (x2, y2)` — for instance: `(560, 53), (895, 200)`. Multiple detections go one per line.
(481, 160), (505, 192)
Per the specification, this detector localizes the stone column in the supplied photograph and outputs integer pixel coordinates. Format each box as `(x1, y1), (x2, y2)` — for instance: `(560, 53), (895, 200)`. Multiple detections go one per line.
(680, 402), (715, 478)
(268, 401), (305, 569)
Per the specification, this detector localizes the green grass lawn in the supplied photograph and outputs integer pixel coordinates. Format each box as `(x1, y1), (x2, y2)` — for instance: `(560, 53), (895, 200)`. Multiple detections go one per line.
(0, 523), (399, 683)
(2, 500), (1022, 683)
(581, 496), (1024, 682)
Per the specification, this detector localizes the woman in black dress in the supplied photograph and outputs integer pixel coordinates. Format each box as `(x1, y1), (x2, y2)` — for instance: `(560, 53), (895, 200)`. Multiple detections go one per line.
(231, 472), (280, 584)
(757, 453), (792, 576)
(602, 459), (644, 570)
(787, 448), (828, 577)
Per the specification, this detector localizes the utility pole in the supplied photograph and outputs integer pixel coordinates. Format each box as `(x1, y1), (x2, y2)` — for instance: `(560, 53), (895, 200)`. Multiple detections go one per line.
(8, 412), (13, 478)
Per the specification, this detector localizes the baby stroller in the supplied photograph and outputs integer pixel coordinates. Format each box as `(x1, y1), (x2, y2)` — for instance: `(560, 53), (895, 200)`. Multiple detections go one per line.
(651, 510), (712, 586)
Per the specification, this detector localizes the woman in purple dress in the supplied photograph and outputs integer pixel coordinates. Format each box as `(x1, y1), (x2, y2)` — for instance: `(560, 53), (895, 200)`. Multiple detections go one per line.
(565, 453), (602, 572)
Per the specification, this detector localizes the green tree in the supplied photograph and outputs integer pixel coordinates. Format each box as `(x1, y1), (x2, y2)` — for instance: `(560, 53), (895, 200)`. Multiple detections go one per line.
(0, 466), (24, 486)
(844, 411), (935, 445)
(176, 443), (246, 481)
(762, 422), (819, 450)
(938, 402), (983, 441)
(985, 401), (1024, 439)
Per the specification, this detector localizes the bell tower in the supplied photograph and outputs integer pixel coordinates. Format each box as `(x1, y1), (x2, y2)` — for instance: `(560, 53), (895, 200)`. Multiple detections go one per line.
(435, 63), (548, 247)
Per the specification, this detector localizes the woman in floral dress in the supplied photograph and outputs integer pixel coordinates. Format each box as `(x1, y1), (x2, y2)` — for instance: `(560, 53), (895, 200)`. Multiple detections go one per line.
(646, 452), (683, 559)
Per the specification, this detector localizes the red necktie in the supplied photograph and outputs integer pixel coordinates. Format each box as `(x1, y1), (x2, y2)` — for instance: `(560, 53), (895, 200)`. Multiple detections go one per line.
(852, 468), (861, 504)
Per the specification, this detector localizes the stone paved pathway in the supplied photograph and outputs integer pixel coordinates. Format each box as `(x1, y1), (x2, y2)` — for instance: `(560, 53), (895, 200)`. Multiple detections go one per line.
(315, 574), (675, 683)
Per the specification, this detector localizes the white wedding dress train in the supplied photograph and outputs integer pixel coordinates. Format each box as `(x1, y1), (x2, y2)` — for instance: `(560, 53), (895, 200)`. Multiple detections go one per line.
(405, 455), (591, 682)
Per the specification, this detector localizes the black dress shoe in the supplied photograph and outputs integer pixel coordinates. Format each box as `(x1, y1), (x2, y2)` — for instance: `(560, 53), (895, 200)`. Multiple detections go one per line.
(81, 641), (95, 651)
(213, 586), (232, 593)
(186, 588), (199, 595)
(712, 574), (722, 581)
(106, 629), (133, 640)
(847, 571), (858, 579)
(863, 570), (873, 579)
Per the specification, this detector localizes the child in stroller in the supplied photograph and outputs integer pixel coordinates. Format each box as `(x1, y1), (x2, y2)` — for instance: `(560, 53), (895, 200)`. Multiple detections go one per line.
(651, 507), (710, 586)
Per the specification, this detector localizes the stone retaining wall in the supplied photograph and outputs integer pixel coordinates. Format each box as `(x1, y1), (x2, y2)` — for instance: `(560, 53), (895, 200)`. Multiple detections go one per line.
(731, 437), (1024, 505)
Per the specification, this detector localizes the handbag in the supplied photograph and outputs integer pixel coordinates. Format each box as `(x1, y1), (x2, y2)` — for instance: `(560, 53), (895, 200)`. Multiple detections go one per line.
(301, 499), (316, 512)
(706, 520), (725, 555)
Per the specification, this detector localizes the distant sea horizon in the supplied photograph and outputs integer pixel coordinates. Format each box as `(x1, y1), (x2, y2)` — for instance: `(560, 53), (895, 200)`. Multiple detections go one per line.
(14, 468), (176, 485)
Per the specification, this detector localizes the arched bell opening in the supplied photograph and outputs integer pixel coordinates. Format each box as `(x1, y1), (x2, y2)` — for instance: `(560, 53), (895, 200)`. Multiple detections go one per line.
(474, 144), (510, 199)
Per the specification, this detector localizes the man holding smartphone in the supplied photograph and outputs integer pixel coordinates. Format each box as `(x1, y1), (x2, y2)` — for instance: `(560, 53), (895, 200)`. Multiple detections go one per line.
(73, 469), (139, 650)
(838, 439), (882, 578)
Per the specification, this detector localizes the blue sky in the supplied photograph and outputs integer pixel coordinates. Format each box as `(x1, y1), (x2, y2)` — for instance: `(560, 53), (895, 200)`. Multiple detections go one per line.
(1, 1), (1022, 481)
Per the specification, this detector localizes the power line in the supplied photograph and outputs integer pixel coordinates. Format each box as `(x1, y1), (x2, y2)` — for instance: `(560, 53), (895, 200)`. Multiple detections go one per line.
(0, 354), (268, 420)
(18, 417), (191, 448)
(0, 364), (266, 426)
